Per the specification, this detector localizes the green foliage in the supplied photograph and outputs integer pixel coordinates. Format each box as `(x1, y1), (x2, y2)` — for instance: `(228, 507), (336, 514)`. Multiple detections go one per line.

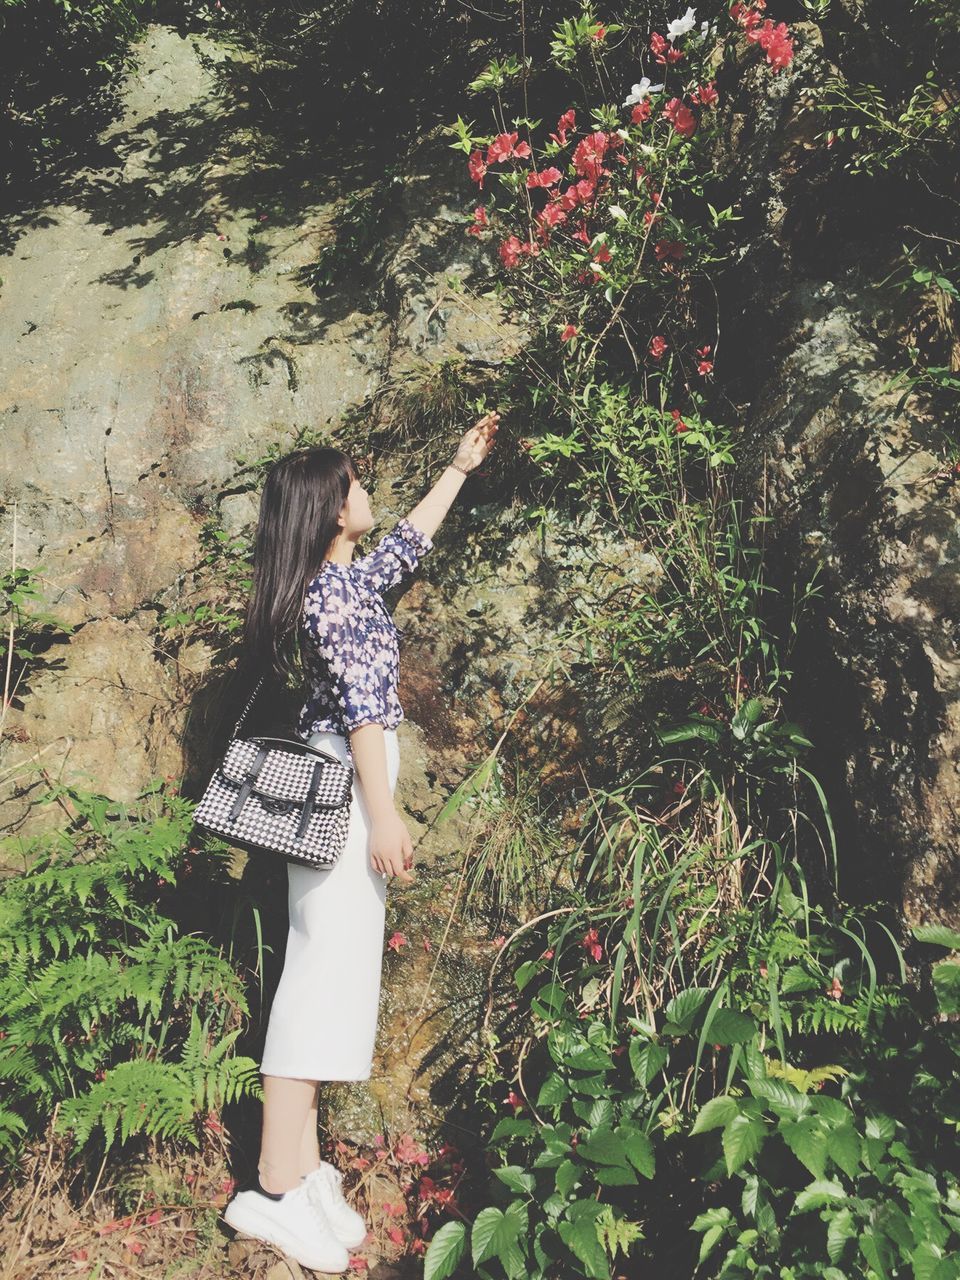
(1, 0), (155, 182)
(1, 561), (75, 702)
(0, 782), (262, 1160)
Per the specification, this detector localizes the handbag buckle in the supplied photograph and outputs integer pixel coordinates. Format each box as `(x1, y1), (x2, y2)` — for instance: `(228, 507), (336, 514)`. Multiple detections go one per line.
(259, 796), (297, 816)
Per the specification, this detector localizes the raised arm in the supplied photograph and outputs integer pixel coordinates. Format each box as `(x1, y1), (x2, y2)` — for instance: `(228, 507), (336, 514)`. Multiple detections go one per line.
(404, 411), (500, 542)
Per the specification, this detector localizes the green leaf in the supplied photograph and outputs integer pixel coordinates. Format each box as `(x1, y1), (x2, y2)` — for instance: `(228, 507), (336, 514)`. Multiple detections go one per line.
(699, 1223), (727, 1265)
(793, 1180), (847, 1213)
(722, 1114), (766, 1175)
(495, 1165), (536, 1195)
(620, 1128), (655, 1179)
(491, 1116), (536, 1142)
(558, 1201), (609, 1279)
(537, 1073), (569, 1107)
(826, 1121), (862, 1179)
(865, 1113), (896, 1143)
(692, 1095), (740, 1135)
(704, 1008), (756, 1045)
(662, 986), (711, 1034)
(826, 1207), (855, 1264)
(932, 961), (960, 1015)
(629, 1039), (668, 1087)
(424, 1220), (467, 1280)
(555, 1159), (581, 1198)
(780, 964), (820, 993)
(742, 1174), (760, 1218)
(747, 1077), (808, 1119)
(578, 1127), (628, 1168)
(911, 924), (960, 950)
(780, 1117), (828, 1179)
(594, 1163), (638, 1185)
(471, 1206), (521, 1268)
(859, 1228), (890, 1279)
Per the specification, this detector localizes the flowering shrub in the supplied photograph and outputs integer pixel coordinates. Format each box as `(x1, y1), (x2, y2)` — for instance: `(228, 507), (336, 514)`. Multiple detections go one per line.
(448, 1), (794, 471)
(418, 3), (960, 1278)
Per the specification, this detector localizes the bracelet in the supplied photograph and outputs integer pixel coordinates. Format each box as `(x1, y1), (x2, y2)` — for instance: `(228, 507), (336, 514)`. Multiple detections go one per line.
(448, 461), (471, 476)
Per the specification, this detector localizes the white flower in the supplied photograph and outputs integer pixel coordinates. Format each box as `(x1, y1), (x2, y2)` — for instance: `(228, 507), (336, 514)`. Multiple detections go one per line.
(623, 76), (665, 106)
(666, 6), (697, 41)
(700, 19), (711, 38)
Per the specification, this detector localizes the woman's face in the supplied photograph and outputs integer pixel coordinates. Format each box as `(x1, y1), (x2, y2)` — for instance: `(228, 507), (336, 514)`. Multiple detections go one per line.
(340, 474), (374, 537)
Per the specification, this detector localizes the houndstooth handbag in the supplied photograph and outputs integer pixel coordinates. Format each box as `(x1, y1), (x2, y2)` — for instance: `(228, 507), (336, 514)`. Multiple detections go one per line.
(193, 675), (356, 869)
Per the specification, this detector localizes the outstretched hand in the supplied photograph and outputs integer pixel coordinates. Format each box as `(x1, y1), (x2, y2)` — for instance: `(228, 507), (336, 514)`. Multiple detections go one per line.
(453, 410), (500, 473)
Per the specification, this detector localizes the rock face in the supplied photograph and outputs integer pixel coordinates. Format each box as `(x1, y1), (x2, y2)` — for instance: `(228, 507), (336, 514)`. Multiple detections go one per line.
(0, 23), (530, 1142)
(0, 24), (519, 839)
(709, 18), (960, 930)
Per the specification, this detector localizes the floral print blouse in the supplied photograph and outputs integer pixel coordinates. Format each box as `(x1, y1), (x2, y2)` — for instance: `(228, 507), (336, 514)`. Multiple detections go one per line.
(296, 516), (434, 748)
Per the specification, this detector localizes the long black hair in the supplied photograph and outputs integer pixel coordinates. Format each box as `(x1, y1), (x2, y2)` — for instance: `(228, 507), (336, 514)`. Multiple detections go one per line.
(239, 446), (359, 687)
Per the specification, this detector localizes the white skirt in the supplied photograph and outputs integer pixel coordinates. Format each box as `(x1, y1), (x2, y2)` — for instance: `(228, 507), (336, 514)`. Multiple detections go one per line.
(259, 727), (401, 1081)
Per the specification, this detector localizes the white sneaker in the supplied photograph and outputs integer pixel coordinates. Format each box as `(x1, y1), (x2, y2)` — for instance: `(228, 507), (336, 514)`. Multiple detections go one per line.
(222, 1180), (350, 1273)
(303, 1162), (369, 1250)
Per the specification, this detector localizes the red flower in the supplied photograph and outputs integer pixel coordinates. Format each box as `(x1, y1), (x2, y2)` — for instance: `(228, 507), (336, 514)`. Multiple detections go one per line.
(486, 132), (532, 164)
(662, 97), (698, 138)
(499, 235), (524, 268)
(581, 927), (603, 962)
(730, 2), (764, 32)
(560, 324), (579, 342)
(394, 1133), (430, 1165)
(592, 243), (612, 265)
(655, 239), (685, 262)
(388, 931), (408, 952)
(745, 18), (794, 72)
(651, 31), (685, 65)
(468, 150), (487, 189)
(466, 205), (488, 237)
(550, 109), (577, 147)
(591, 24), (607, 40)
(649, 334), (668, 360)
(670, 408), (689, 433)
(572, 132), (613, 182)
(826, 975), (843, 1000)
(543, 948), (555, 959)
(536, 203), (568, 230)
(692, 81), (719, 107)
(506, 1089), (525, 1110)
(526, 166), (563, 188)
(559, 179), (597, 213)
(499, 235), (539, 268)
(631, 101), (652, 125)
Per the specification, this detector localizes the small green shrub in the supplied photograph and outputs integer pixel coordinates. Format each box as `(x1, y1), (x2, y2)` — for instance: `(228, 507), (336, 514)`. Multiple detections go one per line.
(0, 781), (262, 1161)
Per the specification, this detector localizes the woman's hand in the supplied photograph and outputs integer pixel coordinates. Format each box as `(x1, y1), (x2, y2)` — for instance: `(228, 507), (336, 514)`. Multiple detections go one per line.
(370, 811), (415, 884)
(453, 410), (501, 473)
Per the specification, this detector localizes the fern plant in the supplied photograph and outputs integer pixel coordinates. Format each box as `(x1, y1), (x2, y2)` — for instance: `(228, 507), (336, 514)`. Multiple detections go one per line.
(0, 781), (262, 1161)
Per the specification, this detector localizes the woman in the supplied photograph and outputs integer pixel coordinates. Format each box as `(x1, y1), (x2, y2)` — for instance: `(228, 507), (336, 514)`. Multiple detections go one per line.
(222, 410), (500, 1272)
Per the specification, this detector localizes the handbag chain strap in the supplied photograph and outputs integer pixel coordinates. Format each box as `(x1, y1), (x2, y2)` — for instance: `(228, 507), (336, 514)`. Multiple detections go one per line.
(230, 673), (354, 763)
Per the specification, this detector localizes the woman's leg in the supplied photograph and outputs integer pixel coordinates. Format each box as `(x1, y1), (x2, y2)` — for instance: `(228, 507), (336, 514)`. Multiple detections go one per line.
(258, 1075), (318, 1193)
(299, 1082), (322, 1177)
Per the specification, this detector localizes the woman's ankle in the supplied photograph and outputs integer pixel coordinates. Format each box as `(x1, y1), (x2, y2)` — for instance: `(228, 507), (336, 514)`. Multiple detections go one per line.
(257, 1164), (300, 1196)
